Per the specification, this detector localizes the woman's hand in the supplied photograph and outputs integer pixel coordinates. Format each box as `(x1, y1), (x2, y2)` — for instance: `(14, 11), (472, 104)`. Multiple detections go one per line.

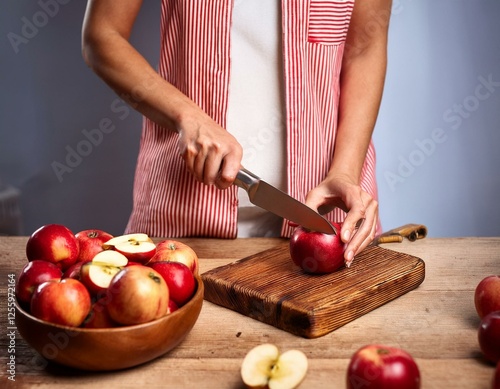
(177, 112), (243, 190)
(305, 173), (378, 266)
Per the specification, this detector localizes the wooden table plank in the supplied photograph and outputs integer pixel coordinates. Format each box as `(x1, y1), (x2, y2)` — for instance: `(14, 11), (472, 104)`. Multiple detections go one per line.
(0, 236), (498, 388)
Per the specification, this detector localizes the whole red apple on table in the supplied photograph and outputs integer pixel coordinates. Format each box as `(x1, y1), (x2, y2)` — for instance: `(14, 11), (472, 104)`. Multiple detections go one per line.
(26, 224), (80, 271)
(149, 261), (196, 307)
(75, 229), (114, 263)
(347, 344), (421, 389)
(475, 275), (500, 319)
(147, 239), (199, 275)
(289, 224), (345, 274)
(105, 265), (169, 325)
(30, 278), (91, 327)
(16, 260), (62, 306)
(478, 311), (500, 365)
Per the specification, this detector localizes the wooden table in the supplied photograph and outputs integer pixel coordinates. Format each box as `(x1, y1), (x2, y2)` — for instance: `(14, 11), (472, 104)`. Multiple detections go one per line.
(1, 236), (498, 388)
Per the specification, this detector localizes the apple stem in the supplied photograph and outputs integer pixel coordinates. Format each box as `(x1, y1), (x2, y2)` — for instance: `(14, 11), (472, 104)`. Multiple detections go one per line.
(148, 272), (162, 284)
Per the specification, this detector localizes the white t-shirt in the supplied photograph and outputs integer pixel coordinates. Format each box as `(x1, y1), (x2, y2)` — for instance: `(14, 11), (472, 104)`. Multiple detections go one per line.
(227, 0), (286, 237)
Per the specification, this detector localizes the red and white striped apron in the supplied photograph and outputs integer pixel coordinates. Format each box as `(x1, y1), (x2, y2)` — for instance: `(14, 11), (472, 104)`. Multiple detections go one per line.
(125, 0), (379, 238)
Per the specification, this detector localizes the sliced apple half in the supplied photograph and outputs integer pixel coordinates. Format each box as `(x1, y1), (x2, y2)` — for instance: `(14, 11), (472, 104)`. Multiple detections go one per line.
(241, 344), (308, 389)
(114, 240), (156, 264)
(80, 259), (125, 296)
(92, 250), (129, 267)
(102, 233), (152, 250)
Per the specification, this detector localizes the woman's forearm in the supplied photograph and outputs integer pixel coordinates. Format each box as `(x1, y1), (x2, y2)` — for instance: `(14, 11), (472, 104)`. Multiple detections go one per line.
(329, 0), (391, 182)
(81, 0), (202, 133)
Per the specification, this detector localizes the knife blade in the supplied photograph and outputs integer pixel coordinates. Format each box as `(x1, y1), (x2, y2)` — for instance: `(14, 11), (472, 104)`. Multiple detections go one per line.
(234, 168), (337, 235)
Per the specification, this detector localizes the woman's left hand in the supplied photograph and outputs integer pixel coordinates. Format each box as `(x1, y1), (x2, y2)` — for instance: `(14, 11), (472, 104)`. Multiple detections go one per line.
(305, 173), (378, 267)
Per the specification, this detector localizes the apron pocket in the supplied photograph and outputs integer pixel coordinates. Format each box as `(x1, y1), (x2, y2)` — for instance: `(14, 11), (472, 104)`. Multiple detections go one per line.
(307, 0), (355, 45)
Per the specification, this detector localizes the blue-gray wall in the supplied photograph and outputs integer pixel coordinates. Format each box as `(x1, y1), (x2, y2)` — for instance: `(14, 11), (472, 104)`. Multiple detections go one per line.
(1, 0), (499, 237)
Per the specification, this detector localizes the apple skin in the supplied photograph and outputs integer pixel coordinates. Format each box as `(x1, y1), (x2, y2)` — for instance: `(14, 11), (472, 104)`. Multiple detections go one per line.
(75, 229), (114, 263)
(475, 275), (500, 319)
(478, 311), (500, 365)
(30, 278), (91, 327)
(167, 299), (179, 314)
(26, 224), (80, 271)
(347, 344), (421, 389)
(289, 224), (345, 274)
(82, 298), (119, 329)
(62, 261), (83, 280)
(149, 261), (196, 307)
(147, 240), (199, 275)
(16, 260), (63, 306)
(105, 265), (169, 325)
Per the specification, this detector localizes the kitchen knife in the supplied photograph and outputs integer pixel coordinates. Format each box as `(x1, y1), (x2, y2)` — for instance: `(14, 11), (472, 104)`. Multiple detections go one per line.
(234, 168), (337, 235)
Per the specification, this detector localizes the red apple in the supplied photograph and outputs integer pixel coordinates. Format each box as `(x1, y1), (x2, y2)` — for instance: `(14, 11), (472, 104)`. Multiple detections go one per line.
(16, 260), (62, 306)
(289, 224), (345, 274)
(106, 265), (169, 325)
(149, 261), (196, 306)
(475, 275), (500, 319)
(75, 229), (114, 263)
(62, 261), (83, 280)
(82, 298), (119, 328)
(478, 311), (500, 365)
(167, 299), (179, 314)
(80, 250), (128, 295)
(347, 344), (421, 389)
(30, 278), (91, 327)
(147, 240), (199, 275)
(493, 362), (500, 389)
(114, 240), (156, 264)
(26, 224), (80, 271)
(102, 233), (156, 264)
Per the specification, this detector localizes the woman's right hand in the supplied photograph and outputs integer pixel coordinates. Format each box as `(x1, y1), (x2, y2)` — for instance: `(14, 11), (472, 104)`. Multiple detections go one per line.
(177, 112), (243, 190)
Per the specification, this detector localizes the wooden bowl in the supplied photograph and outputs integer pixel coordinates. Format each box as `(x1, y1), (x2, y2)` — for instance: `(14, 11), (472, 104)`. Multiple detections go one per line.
(15, 275), (204, 371)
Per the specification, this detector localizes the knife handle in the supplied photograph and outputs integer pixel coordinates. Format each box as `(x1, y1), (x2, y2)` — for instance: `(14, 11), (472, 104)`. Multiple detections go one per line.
(234, 168), (260, 191)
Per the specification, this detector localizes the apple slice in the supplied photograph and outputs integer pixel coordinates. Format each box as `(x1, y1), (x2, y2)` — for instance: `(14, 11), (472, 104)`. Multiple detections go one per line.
(92, 250), (129, 267)
(241, 344), (308, 389)
(80, 262), (123, 296)
(102, 233), (152, 250)
(114, 240), (156, 264)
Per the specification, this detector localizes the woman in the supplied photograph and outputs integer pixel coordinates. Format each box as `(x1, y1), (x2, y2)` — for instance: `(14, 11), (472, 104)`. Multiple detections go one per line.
(82, 0), (391, 267)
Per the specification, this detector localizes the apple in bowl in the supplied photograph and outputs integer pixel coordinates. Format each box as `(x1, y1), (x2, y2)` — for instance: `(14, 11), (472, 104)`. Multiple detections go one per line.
(103, 233), (156, 264)
(147, 239), (199, 275)
(289, 224), (345, 274)
(80, 250), (129, 296)
(15, 260), (63, 306)
(26, 224), (80, 271)
(75, 229), (114, 263)
(30, 278), (92, 327)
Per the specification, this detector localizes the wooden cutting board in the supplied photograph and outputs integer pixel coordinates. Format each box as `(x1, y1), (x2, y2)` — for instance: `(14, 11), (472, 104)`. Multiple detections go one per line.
(201, 242), (425, 338)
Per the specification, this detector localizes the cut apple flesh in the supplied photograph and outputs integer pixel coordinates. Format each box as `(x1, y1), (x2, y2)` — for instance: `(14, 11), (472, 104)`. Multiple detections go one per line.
(241, 344), (308, 389)
(102, 233), (151, 249)
(92, 250), (129, 267)
(268, 350), (308, 389)
(88, 264), (121, 288)
(114, 241), (156, 263)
